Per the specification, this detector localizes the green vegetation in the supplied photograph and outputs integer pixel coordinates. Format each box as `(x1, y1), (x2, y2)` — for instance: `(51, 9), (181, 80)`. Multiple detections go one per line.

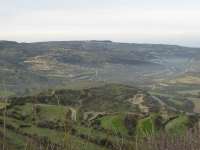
(99, 114), (128, 135)
(0, 84), (199, 149)
(165, 115), (189, 135)
(136, 114), (161, 137)
(35, 104), (67, 122)
(150, 91), (194, 112)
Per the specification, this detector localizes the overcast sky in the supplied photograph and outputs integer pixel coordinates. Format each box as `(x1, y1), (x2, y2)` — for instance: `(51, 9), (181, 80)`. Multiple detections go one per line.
(1, 0), (200, 46)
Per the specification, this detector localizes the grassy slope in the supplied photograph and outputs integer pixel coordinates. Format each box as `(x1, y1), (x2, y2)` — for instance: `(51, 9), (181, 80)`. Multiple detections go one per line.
(0, 83), (198, 149)
(99, 114), (128, 135)
(0, 101), (197, 149)
(165, 115), (189, 135)
(36, 104), (68, 122)
(0, 104), (107, 150)
(150, 91), (194, 112)
(136, 114), (159, 137)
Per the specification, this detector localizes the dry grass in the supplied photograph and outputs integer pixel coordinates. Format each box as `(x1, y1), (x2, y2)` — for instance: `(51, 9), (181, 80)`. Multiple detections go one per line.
(135, 127), (200, 150)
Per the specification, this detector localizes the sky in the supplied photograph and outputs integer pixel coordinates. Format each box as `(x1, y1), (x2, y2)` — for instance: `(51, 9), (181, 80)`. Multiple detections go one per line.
(1, 0), (200, 47)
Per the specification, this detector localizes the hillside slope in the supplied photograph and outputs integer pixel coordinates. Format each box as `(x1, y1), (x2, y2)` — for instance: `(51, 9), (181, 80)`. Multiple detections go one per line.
(1, 41), (200, 95)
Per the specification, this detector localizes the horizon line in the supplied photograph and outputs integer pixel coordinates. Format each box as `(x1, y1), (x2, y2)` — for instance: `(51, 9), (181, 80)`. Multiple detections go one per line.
(0, 39), (200, 49)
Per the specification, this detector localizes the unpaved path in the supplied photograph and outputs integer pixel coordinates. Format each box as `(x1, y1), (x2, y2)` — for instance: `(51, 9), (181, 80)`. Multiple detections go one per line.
(129, 94), (149, 113)
(69, 107), (77, 121)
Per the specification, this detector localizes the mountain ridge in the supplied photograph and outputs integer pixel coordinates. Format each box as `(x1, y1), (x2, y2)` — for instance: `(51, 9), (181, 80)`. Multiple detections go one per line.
(1, 40), (200, 95)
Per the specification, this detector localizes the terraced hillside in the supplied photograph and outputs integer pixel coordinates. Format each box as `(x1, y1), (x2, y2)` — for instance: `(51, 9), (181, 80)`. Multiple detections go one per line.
(1, 40), (200, 95)
(0, 84), (199, 150)
(152, 71), (200, 115)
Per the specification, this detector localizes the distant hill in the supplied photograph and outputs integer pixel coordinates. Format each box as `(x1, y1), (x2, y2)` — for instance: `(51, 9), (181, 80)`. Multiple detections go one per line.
(0, 40), (200, 95)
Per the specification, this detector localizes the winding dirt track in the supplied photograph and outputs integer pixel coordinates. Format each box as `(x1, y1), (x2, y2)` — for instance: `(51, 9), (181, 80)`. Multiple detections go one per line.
(69, 107), (77, 121)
